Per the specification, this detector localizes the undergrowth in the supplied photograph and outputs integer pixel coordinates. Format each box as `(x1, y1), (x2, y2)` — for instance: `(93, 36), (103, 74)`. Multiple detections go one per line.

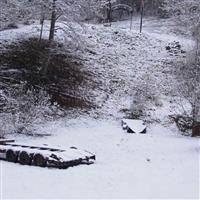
(0, 37), (93, 136)
(0, 37), (91, 108)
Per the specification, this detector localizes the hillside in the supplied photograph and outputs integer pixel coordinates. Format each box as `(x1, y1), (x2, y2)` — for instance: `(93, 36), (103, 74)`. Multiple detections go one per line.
(0, 16), (199, 199)
(0, 18), (193, 121)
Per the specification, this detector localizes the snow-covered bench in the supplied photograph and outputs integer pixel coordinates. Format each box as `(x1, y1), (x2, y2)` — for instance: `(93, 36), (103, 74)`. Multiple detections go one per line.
(121, 119), (146, 134)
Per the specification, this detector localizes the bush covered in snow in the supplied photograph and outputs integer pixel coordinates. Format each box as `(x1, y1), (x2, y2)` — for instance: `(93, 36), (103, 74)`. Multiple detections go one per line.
(130, 72), (161, 120)
(156, 0), (200, 34)
(0, 83), (63, 136)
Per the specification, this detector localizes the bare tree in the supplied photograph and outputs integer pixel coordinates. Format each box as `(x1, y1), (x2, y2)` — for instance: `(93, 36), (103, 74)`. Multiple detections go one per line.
(49, 0), (57, 40)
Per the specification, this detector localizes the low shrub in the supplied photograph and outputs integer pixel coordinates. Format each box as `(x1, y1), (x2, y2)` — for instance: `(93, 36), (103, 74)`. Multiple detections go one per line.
(169, 114), (200, 137)
(130, 73), (159, 119)
(0, 83), (63, 136)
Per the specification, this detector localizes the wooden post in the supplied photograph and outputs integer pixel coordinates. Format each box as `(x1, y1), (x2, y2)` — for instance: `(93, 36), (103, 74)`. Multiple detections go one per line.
(130, 10), (133, 30)
(130, 0), (135, 30)
(140, 0), (144, 33)
(107, 0), (112, 26)
(39, 15), (44, 41)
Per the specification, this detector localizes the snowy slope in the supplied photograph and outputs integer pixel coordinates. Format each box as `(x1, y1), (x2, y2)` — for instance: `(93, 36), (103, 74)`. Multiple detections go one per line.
(0, 17), (199, 199)
(0, 18), (193, 121)
(82, 22), (195, 123)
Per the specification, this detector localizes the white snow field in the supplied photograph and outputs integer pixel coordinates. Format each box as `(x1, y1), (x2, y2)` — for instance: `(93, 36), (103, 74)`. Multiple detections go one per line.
(0, 17), (199, 199)
(0, 119), (199, 199)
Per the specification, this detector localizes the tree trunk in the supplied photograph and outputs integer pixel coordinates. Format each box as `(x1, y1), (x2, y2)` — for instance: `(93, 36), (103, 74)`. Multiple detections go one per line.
(192, 122), (200, 137)
(49, 0), (57, 41)
(107, 0), (112, 24)
(140, 0), (144, 33)
(39, 17), (44, 42)
(191, 104), (200, 136)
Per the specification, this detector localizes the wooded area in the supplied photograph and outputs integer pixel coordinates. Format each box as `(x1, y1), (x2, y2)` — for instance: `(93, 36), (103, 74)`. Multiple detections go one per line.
(0, 0), (199, 136)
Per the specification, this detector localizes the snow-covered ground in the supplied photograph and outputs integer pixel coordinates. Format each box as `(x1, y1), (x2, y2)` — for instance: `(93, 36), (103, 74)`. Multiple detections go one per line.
(1, 119), (199, 199)
(0, 17), (199, 199)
